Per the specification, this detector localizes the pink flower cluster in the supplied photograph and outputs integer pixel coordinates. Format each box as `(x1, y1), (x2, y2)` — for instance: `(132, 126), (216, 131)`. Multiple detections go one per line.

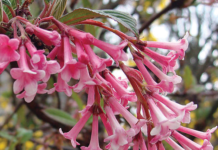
(0, 17), (216, 150)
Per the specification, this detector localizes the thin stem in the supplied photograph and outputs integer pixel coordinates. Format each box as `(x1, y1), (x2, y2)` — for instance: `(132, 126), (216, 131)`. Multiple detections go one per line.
(139, 4), (173, 33)
(0, 101), (23, 130)
(7, 5), (16, 17)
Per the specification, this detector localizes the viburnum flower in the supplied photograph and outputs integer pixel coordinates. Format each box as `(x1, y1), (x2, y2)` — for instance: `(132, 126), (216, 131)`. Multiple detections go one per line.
(84, 44), (113, 74)
(146, 97), (181, 143)
(134, 58), (174, 93)
(48, 74), (73, 97)
(0, 34), (20, 63)
(25, 22), (61, 46)
(0, 62), (9, 74)
(104, 70), (137, 106)
(104, 105), (135, 150)
(146, 32), (189, 60)
(81, 115), (102, 150)
(165, 137), (184, 150)
(25, 39), (61, 82)
(60, 35), (81, 82)
(72, 65), (98, 92)
(140, 47), (179, 74)
(152, 92), (197, 123)
(85, 34), (128, 65)
(172, 130), (214, 150)
(10, 44), (45, 102)
(60, 111), (92, 148)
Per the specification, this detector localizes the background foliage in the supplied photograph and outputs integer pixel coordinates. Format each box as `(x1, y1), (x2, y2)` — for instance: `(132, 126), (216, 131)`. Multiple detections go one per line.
(0, 0), (218, 149)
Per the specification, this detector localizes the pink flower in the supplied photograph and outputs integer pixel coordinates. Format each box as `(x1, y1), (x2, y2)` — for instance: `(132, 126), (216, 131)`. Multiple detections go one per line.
(152, 92), (197, 123)
(72, 65), (97, 92)
(74, 38), (89, 64)
(60, 36), (81, 82)
(146, 33), (189, 60)
(104, 105), (134, 150)
(10, 45), (45, 103)
(172, 131), (214, 150)
(134, 58), (174, 93)
(104, 70), (137, 106)
(177, 126), (217, 141)
(85, 34), (128, 65)
(146, 98), (181, 144)
(0, 35), (20, 63)
(25, 40), (61, 82)
(141, 47), (179, 74)
(48, 75), (73, 97)
(108, 97), (146, 135)
(81, 115), (102, 150)
(25, 22), (61, 46)
(84, 44), (112, 74)
(133, 132), (147, 150)
(165, 137), (184, 150)
(60, 111), (92, 148)
(0, 62), (9, 74)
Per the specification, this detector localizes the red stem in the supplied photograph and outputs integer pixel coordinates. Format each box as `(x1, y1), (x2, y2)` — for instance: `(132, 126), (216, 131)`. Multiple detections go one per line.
(7, 5), (16, 17)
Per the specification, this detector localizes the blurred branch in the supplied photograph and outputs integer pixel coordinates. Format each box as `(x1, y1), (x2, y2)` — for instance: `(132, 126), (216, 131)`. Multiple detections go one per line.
(0, 101), (23, 130)
(24, 99), (72, 132)
(139, 0), (188, 33)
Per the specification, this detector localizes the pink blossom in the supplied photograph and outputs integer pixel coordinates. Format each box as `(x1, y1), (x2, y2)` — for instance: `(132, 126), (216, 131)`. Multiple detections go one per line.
(152, 92), (197, 123)
(104, 105), (134, 150)
(165, 137), (184, 150)
(0, 62), (9, 74)
(134, 58), (174, 93)
(141, 54), (182, 84)
(146, 33), (189, 60)
(177, 126), (217, 141)
(10, 45), (45, 102)
(25, 40), (61, 82)
(72, 65), (97, 92)
(133, 132), (147, 150)
(104, 70), (137, 106)
(85, 34), (128, 65)
(48, 75), (73, 97)
(147, 98), (181, 144)
(172, 131), (213, 150)
(141, 47), (179, 74)
(74, 39), (89, 64)
(60, 111), (92, 148)
(108, 97), (146, 135)
(81, 115), (102, 150)
(0, 35), (20, 63)
(84, 44), (112, 74)
(60, 36), (81, 82)
(68, 27), (94, 42)
(25, 22), (61, 46)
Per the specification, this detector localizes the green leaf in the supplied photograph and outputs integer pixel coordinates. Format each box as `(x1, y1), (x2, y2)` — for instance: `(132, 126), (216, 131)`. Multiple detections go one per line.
(0, 131), (17, 142)
(0, 0), (3, 22)
(72, 91), (84, 110)
(3, 0), (16, 19)
(183, 65), (193, 91)
(16, 128), (33, 143)
(43, 108), (77, 126)
(50, 0), (67, 19)
(82, 0), (91, 8)
(59, 8), (139, 38)
(2, 0), (12, 7)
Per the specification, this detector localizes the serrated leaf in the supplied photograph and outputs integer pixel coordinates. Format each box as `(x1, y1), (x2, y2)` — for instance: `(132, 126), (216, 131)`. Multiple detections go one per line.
(59, 8), (139, 38)
(0, 0), (3, 22)
(43, 108), (77, 126)
(0, 131), (17, 142)
(16, 128), (33, 143)
(50, 0), (67, 19)
(2, 0), (12, 7)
